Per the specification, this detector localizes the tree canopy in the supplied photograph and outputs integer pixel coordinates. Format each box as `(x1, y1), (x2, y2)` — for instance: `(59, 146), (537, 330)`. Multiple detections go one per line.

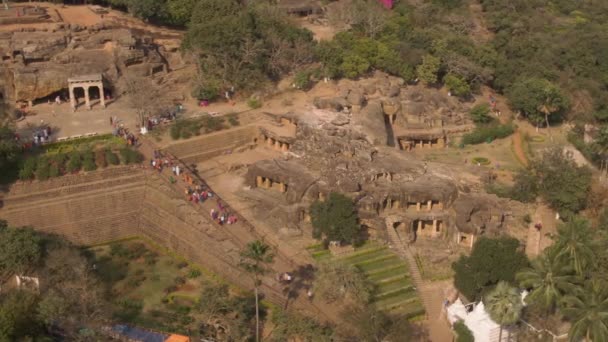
(0, 223), (109, 340)
(452, 236), (529, 301)
(310, 192), (361, 246)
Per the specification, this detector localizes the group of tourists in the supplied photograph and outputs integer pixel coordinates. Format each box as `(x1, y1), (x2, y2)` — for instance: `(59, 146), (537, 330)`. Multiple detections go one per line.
(32, 125), (52, 146)
(210, 204), (238, 226)
(145, 104), (184, 131)
(111, 117), (138, 146)
(149, 148), (241, 227)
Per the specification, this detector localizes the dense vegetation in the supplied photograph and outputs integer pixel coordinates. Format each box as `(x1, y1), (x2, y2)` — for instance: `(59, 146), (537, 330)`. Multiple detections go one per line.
(452, 236), (529, 301)
(488, 148), (592, 218)
(310, 192), (361, 246)
(0, 221), (109, 340)
(90, 0), (608, 133)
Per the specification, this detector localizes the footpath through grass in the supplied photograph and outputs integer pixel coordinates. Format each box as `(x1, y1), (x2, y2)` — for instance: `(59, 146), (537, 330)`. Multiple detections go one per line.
(307, 243), (425, 319)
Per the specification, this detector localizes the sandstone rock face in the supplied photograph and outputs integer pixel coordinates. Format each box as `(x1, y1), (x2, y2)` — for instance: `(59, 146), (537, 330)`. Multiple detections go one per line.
(0, 25), (177, 102)
(352, 100), (388, 146)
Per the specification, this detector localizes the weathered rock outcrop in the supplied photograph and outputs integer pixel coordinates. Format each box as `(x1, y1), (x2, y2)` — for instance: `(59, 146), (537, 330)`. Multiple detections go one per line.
(0, 24), (176, 102)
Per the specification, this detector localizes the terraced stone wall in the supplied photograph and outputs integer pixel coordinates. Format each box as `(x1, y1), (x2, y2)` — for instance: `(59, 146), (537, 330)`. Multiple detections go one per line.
(164, 125), (259, 164)
(0, 166), (146, 245)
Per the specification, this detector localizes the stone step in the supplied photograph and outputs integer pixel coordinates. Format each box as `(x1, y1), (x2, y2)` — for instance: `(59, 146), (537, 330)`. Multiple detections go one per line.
(4, 166), (143, 197)
(2, 180), (146, 211)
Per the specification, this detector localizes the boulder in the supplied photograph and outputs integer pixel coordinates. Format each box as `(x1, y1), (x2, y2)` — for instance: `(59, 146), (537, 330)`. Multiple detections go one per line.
(313, 96), (348, 111)
(352, 100), (388, 146)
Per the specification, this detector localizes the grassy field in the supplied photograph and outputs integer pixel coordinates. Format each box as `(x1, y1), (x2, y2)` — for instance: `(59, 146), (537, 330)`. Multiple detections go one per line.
(90, 240), (205, 335)
(307, 243), (425, 319)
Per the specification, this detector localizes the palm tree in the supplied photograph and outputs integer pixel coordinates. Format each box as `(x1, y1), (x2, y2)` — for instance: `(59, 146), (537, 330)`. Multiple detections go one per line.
(551, 218), (595, 277)
(239, 240), (275, 342)
(561, 280), (608, 342)
(485, 281), (523, 342)
(516, 251), (579, 313)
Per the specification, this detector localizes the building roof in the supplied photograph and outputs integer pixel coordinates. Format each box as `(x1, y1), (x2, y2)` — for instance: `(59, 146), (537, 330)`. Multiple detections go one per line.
(165, 335), (190, 342)
(68, 74), (102, 83)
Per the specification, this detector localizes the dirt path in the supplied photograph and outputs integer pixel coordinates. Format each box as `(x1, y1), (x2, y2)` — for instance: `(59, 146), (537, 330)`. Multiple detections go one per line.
(525, 204), (558, 258)
(468, 0), (494, 43)
(512, 129), (529, 167)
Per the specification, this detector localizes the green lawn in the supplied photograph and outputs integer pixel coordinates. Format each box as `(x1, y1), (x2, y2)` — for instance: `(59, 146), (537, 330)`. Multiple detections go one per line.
(307, 242), (425, 318)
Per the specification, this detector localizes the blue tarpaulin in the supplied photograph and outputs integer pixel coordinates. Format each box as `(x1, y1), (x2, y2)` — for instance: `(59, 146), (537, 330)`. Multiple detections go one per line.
(112, 324), (169, 342)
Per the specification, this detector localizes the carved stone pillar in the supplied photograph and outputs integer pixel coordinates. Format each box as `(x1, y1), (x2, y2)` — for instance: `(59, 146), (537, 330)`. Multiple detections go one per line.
(84, 86), (91, 109)
(99, 85), (106, 108)
(427, 200), (432, 211)
(69, 86), (76, 109)
(264, 178), (271, 188)
(416, 202), (421, 211)
(256, 176), (263, 187)
(433, 220), (438, 237)
(275, 140), (281, 150)
(282, 143), (288, 152)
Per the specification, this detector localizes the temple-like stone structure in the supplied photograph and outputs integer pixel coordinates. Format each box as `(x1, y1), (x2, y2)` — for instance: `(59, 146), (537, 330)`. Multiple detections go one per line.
(68, 74), (104, 110)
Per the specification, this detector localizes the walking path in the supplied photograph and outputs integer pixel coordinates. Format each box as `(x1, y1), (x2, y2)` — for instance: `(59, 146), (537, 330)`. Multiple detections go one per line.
(512, 129), (529, 167)
(525, 203), (558, 258)
(136, 136), (342, 323)
(386, 225), (453, 342)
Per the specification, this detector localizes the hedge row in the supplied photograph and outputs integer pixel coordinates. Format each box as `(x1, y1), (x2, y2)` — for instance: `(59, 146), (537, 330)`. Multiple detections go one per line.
(461, 124), (515, 145)
(19, 147), (143, 181)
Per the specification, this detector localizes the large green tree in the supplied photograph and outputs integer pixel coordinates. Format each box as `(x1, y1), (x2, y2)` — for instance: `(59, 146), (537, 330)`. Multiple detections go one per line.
(310, 192), (360, 246)
(0, 224), (43, 278)
(507, 78), (569, 128)
(0, 125), (21, 174)
(485, 281), (523, 342)
(416, 55), (441, 85)
(516, 251), (579, 312)
(239, 240), (274, 342)
(532, 148), (592, 216)
(452, 236), (529, 301)
(0, 290), (42, 341)
(561, 280), (608, 342)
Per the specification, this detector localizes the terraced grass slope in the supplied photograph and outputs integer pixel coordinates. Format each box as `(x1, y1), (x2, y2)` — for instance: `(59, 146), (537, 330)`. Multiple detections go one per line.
(307, 243), (425, 319)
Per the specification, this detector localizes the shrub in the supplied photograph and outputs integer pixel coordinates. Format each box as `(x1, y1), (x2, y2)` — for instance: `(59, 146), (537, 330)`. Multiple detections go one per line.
(247, 97), (262, 109)
(469, 104), (493, 124)
(94, 149), (107, 168)
(201, 116), (225, 133)
(164, 285), (178, 294)
(444, 73), (471, 97)
(170, 124), (181, 140)
(192, 82), (219, 101)
(127, 243), (147, 259)
(145, 254), (157, 265)
(461, 124), (515, 145)
(176, 261), (188, 269)
(35, 158), (50, 181)
(50, 153), (67, 168)
(49, 164), (60, 178)
(187, 268), (202, 279)
(181, 130), (192, 139)
(105, 150), (120, 165)
(19, 157), (37, 180)
(227, 114), (240, 126)
(294, 70), (312, 90)
(66, 151), (82, 173)
(82, 150), (97, 171)
(120, 148), (143, 164)
(174, 276), (186, 285)
(454, 321), (474, 342)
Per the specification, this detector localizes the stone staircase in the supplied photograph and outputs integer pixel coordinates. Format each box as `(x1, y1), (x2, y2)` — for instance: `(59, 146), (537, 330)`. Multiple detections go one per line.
(386, 226), (432, 317)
